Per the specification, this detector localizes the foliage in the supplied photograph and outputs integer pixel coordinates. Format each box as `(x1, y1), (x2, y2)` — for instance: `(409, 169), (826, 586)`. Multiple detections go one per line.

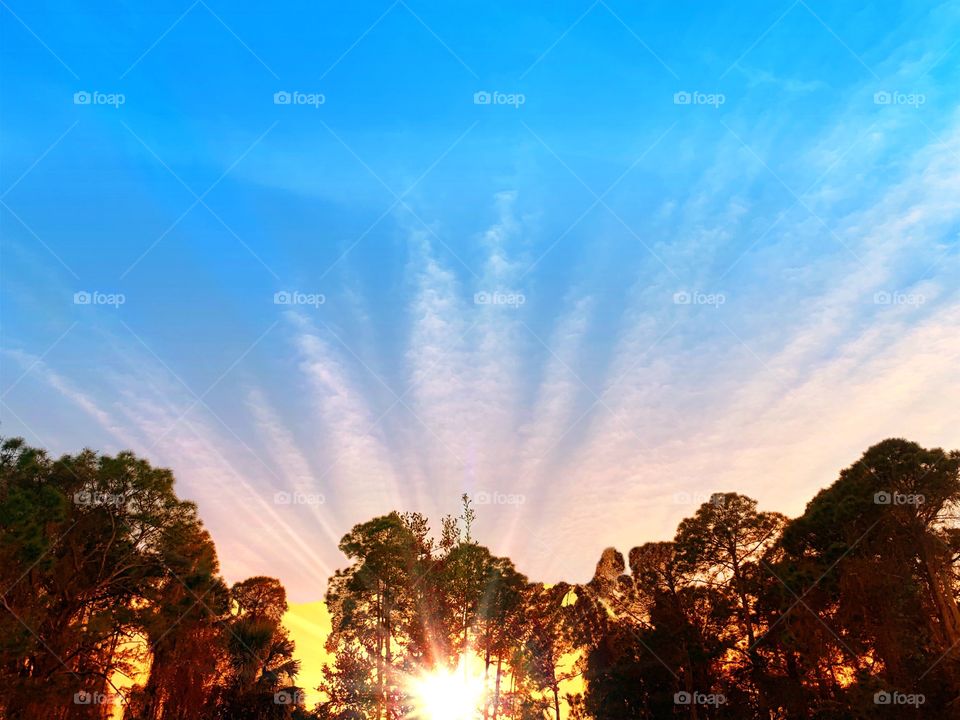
(3, 437), (959, 719)
(0, 439), (302, 720)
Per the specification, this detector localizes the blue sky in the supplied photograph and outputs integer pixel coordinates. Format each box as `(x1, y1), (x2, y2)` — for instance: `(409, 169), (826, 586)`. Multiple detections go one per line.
(2, 0), (959, 600)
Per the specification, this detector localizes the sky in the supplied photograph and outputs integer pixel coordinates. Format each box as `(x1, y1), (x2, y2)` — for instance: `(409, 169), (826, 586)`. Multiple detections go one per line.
(1, 0), (959, 603)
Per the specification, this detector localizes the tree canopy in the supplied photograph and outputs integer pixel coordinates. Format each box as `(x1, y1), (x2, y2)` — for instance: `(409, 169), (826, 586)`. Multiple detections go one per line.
(2, 438), (958, 719)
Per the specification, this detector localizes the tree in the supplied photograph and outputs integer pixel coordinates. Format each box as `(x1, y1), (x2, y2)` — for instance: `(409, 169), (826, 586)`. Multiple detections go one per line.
(673, 493), (786, 712)
(773, 439), (960, 710)
(317, 645), (377, 719)
(522, 583), (577, 720)
(126, 523), (229, 720)
(6, 435), (960, 719)
(211, 577), (302, 720)
(475, 557), (527, 720)
(0, 439), (214, 719)
(675, 494), (785, 650)
(0, 438), (305, 720)
(323, 513), (423, 719)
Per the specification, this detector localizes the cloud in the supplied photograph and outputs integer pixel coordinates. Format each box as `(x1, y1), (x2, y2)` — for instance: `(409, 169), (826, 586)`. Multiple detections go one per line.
(515, 294), (594, 487)
(8, 340), (337, 595)
(402, 194), (531, 509)
(526, 106), (960, 581)
(3, 349), (140, 451)
(293, 317), (404, 520)
(5, 11), (959, 597)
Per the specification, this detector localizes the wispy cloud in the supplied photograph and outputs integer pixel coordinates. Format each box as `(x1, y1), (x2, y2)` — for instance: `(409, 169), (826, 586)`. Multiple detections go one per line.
(294, 317), (404, 518)
(3, 1), (958, 598)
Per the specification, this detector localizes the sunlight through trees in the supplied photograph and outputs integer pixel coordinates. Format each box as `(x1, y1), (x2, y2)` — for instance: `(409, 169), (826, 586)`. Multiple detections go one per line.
(2, 438), (958, 718)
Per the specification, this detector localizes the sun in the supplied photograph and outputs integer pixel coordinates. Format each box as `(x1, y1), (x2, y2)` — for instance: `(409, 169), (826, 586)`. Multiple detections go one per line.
(409, 660), (485, 720)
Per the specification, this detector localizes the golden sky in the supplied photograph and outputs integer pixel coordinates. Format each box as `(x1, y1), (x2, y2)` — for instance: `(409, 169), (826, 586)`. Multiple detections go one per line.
(284, 601), (333, 709)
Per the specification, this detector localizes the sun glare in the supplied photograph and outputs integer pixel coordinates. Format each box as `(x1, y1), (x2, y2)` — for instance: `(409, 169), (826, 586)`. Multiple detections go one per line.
(409, 661), (484, 720)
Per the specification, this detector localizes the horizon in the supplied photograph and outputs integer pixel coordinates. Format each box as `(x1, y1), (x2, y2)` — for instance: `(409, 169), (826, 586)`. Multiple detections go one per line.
(2, 3), (960, 718)
(3, 0), (958, 603)
(2, 434), (957, 720)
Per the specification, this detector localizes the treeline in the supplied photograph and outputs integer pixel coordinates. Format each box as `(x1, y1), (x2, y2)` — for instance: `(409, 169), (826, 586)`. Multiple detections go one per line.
(314, 439), (960, 719)
(2, 437), (959, 719)
(0, 438), (306, 720)
(577, 439), (960, 718)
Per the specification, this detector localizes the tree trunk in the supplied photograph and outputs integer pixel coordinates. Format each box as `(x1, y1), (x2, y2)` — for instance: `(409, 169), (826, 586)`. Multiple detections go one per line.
(730, 558), (756, 647)
(919, 536), (960, 648)
(493, 655), (503, 720)
(483, 633), (491, 720)
(682, 652), (698, 720)
(376, 588), (384, 720)
(385, 607), (393, 719)
(731, 556), (772, 719)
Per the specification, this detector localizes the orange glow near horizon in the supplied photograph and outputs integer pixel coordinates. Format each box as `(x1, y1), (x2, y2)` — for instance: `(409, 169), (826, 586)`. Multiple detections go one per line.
(409, 658), (486, 720)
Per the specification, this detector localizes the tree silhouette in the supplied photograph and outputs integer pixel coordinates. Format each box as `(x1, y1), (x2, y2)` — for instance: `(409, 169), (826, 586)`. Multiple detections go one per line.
(0, 439), (304, 720)
(3, 436), (959, 719)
